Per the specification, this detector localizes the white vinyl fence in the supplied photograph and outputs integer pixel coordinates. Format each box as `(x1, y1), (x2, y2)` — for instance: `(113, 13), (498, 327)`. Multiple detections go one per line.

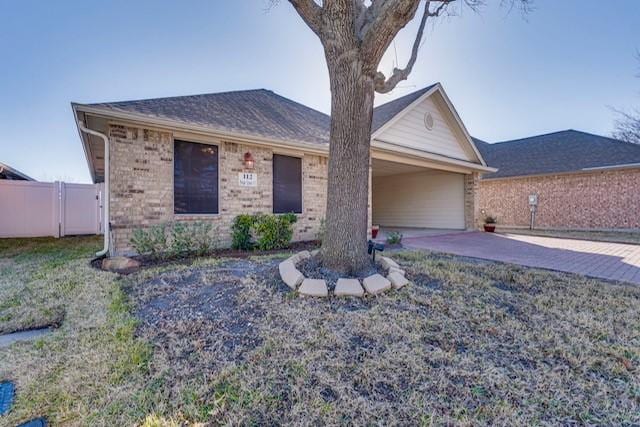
(0, 180), (103, 238)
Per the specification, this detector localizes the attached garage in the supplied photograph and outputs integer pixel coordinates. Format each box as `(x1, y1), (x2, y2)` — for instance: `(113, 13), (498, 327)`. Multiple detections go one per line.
(369, 84), (494, 232)
(372, 160), (466, 230)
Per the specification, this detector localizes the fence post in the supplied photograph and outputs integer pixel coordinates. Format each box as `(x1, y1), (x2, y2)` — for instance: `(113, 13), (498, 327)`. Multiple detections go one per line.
(53, 181), (61, 238)
(56, 181), (67, 237)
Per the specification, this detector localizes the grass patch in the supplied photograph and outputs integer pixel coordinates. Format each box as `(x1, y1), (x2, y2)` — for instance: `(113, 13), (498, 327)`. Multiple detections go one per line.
(0, 237), (153, 425)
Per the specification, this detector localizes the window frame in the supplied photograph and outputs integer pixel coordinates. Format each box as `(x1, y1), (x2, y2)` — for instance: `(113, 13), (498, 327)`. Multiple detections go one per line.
(173, 138), (220, 217)
(272, 153), (304, 215)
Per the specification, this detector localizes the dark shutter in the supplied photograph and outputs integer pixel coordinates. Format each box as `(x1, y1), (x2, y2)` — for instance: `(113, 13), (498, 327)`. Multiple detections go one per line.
(273, 154), (302, 214)
(174, 140), (218, 214)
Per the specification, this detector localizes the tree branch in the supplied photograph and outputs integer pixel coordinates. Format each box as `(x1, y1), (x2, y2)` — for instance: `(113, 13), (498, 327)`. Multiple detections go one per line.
(373, 0), (440, 93)
(357, 0), (424, 75)
(288, 0), (323, 36)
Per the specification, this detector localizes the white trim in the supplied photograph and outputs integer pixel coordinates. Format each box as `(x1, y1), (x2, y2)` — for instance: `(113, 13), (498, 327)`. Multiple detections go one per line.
(435, 85), (488, 167)
(371, 83), (488, 167)
(72, 106), (98, 183)
(371, 85), (439, 139)
(581, 162), (640, 171)
(372, 141), (496, 173)
(73, 104), (329, 156)
(73, 100), (493, 182)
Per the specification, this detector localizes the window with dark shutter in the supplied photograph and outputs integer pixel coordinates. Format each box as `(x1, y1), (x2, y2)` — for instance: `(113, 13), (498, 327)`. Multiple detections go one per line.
(273, 154), (302, 214)
(174, 140), (218, 214)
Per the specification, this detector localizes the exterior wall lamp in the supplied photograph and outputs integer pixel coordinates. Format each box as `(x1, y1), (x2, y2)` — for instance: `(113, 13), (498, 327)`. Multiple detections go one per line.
(243, 152), (255, 170)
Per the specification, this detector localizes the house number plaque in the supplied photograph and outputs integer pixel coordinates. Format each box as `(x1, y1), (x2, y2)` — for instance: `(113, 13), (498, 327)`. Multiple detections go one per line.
(239, 172), (257, 187)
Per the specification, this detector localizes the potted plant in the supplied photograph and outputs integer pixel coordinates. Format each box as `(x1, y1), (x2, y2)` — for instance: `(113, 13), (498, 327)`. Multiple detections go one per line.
(483, 216), (497, 232)
(371, 225), (380, 239)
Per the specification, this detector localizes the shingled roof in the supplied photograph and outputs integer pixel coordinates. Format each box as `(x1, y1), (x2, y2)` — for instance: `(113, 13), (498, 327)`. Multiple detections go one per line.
(86, 89), (332, 145)
(475, 130), (640, 179)
(79, 85), (439, 145)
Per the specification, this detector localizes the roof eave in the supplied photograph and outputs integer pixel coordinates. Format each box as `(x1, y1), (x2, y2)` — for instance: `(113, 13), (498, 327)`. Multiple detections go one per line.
(73, 104), (331, 157)
(0, 161), (35, 181)
(72, 103), (99, 183)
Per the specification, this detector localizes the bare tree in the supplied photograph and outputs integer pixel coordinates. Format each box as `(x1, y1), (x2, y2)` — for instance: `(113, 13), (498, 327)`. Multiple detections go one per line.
(613, 55), (640, 144)
(613, 109), (640, 144)
(289, 0), (527, 273)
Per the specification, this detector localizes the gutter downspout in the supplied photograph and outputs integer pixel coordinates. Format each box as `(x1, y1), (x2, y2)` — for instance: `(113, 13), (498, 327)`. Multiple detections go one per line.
(78, 122), (110, 257)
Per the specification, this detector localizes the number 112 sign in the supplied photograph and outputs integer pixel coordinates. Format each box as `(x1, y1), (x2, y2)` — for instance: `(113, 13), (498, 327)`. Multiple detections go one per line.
(239, 172), (257, 187)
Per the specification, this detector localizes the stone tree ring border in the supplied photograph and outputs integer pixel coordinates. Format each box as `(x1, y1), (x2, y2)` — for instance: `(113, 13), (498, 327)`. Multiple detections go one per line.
(278, 250), (410, 298)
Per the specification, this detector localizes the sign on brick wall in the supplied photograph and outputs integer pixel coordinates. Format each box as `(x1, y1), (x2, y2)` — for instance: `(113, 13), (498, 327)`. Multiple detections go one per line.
(239, 172), (257, 187)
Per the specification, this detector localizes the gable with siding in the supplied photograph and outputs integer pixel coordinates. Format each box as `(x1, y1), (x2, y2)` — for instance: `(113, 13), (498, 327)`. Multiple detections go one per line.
(373, 90), (478, 163)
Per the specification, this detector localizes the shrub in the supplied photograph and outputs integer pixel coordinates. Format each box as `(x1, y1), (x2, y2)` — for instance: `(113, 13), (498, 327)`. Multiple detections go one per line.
(131, 222), (217, 258)
(191, 221), (216, 255)
(252, 213), (298, 251)
(170, 221), (217, 257)
(130, 224), (168, 258)
(484, 215), (497, 224)
(386, 231), (403, 245)
(231, 214), (256, 250)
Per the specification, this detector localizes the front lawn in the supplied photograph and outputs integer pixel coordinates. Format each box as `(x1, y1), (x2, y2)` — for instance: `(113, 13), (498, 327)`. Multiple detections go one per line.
(1, 238), (639, 425)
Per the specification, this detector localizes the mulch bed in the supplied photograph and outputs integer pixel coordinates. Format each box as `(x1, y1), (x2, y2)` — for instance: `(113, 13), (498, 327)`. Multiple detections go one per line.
(91, 240), (320, 274)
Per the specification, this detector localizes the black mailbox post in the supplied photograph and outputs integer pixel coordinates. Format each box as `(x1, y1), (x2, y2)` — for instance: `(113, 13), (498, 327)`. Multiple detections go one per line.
(368, 240), (385, 262)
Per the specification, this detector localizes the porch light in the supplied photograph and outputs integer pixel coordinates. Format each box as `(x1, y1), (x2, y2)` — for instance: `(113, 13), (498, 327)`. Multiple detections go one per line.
(243, 152), (255, 170)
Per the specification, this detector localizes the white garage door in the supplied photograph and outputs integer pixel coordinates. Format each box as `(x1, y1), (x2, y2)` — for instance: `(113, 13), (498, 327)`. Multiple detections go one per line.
(372, 170), (465, 229)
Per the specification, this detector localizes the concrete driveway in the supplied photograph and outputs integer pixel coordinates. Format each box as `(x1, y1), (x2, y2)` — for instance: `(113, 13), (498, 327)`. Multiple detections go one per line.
(403, 231), (640, 285)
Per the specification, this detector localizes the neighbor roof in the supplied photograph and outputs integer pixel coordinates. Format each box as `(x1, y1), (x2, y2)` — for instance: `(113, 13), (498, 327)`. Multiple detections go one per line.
(475, 130), (640, 179)
(76, 85), (439, 146)
(0, 161), (34, 181)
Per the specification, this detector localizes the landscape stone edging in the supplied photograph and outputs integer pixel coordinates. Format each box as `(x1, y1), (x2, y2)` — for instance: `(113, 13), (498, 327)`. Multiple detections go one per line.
(278, 251), (409, 298)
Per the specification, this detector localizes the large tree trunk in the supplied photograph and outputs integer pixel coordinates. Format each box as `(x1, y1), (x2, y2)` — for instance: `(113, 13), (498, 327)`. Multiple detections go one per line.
(321, 55), (376, 274)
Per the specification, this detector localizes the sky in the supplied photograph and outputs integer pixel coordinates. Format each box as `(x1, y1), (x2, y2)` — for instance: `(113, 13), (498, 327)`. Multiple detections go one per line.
(0, 0), (638, 183)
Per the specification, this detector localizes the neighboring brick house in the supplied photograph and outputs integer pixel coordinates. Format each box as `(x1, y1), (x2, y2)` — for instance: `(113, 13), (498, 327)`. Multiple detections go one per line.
(475, 130), (640, 230)
(73, 83), (493, 255)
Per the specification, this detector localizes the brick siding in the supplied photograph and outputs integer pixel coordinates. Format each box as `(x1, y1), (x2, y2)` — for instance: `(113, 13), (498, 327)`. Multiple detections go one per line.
(464, 172), (480, 229)
(478, 168), (640, 230)
(108, 123), (328, 255)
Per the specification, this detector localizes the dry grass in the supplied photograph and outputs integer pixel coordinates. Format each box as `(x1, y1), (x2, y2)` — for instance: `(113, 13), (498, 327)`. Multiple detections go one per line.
(0, 237), (105, 334)
(129, 251), (640, 425)
(1, 239), (639, 425)
(498, 228), (640, 245)
(0, 237), (153, 426)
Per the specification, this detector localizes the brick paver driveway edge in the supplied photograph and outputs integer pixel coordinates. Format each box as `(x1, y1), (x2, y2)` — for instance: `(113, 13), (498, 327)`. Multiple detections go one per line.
(403, 232), (640, 285)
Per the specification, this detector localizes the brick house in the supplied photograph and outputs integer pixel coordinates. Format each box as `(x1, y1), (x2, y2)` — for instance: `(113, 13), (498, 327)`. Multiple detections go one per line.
(73, 83), (493, 255)
(476, 130), (640, 231)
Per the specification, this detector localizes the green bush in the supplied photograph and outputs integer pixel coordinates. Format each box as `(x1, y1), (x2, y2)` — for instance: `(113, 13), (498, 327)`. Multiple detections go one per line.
(386, 231), (403, 245)
(130, 224), (168, 258)
(131, 222), (217, 258)
(231, 213), (298, 251)
(231, 214), (256, 250)
(252, 213), (297, 250)
(170, 221), (217, 257)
